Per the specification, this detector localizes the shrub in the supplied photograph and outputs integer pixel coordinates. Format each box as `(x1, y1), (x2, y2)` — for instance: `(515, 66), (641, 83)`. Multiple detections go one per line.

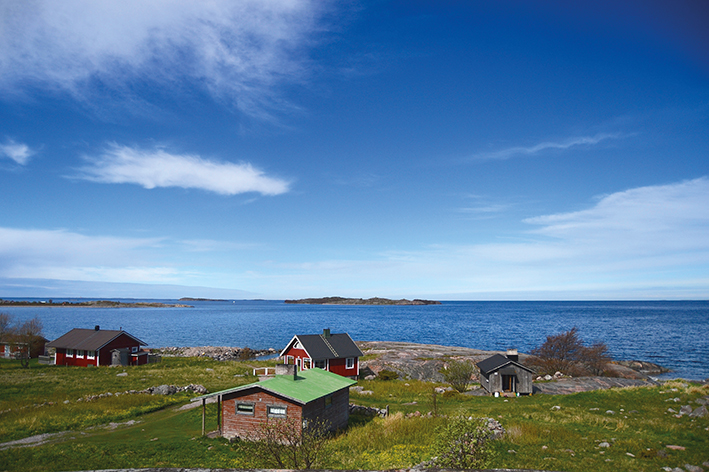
(245, 416), (331, 469)
(530, 327), (612, 376)
(431, 415), (495, 469)
(377, 369), (399, 381)
(440, 360), (476, 392)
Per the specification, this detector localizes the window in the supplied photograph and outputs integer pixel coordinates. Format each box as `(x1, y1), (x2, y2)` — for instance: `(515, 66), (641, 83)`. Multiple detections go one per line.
(131, 346), (138, 353)
(236, 403), (254, 415)
(302, 358), (311, 370)
(77, 350), (84, 358)
(324, 395), (333, 409)
(66, 349), (74, 357)
(87, 351), (95, 359)
(346, 357), (355, 369)
(286, 355), (294, 365)
(314, 359), (326, 369)
(268, 405), (287, 418)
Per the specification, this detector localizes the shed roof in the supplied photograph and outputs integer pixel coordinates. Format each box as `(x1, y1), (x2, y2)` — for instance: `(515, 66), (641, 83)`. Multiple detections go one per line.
(193, 367), (357, 405)
(280, 331), (363, 360)
(476, 353), (534, 375)
(46, 328), (146, 351)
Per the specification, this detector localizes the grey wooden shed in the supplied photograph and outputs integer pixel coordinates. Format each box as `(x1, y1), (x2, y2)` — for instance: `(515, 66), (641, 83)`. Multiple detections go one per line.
(477, 350), (534, 395)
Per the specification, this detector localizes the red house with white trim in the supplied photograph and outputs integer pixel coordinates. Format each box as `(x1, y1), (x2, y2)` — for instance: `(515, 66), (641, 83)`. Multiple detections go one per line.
(280, 329), (363, 379)
(46, 326), (148, 367)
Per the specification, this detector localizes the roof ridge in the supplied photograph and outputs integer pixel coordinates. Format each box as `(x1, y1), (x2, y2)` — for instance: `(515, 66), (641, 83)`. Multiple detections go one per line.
(319, 334), (339, 357)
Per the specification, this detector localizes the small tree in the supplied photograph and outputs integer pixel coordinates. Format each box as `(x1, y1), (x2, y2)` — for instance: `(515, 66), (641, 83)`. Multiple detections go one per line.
(14, 317), (44, 368)
(441, 359), (476, 392)
(431, 415), (495, 469)
(581, 342), (612, 376)
(530, 327), (613, 376)
(247, 416), (331, 469)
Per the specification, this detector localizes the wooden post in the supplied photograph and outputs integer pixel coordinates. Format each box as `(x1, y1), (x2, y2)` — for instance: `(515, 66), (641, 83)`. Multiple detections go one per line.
(217, 395), (221, 435)
(201, 398), (206, 436)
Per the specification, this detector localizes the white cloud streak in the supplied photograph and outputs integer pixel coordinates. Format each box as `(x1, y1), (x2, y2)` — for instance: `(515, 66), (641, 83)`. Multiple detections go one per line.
(474, 133), (623, 160)
(0, 0), (328, 118)
(77, 144), (290, 196)
(0, 139), (34, 165)
(259, 178), (709, 298)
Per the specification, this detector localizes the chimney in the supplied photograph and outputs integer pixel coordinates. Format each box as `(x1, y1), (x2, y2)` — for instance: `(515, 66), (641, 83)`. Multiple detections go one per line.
(275, 363), (298, 379)
(323, 328), (331, 338)
(506, 348), (518, 362)
(95, 325), (100, 331)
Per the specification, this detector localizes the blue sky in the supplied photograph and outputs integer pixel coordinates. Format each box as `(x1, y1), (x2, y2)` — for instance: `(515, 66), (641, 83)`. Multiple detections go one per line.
(1, 0), (708, 300)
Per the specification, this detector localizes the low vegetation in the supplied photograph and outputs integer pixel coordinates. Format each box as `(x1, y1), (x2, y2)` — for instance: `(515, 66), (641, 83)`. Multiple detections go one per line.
(1, 356), (708, 472)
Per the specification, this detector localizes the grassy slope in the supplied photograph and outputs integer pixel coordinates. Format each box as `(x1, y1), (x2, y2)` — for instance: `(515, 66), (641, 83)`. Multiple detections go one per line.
(1, 358), (708, 472)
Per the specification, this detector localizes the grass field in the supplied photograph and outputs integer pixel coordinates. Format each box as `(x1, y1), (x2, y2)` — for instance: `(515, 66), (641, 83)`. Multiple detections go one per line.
(1, 357), (708, 471)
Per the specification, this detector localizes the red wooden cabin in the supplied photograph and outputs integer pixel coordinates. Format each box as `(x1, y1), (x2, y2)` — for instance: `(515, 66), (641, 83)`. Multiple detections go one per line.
(280, 329), (363, 379)
(46, 326), (147, 367)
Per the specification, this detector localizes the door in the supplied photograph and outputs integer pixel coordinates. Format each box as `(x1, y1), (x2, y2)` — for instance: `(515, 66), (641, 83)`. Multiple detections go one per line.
(502, 375), (516, 392)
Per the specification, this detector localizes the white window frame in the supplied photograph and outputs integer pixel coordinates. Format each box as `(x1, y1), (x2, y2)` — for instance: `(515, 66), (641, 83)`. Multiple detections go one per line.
(346, 357), (355, 369)
(267, 405), (287, 418)
(66, 348), (74, 357)
(314, 359), (326, 369)
(286, 355), (294, 365)
(77, 350), (84, 358)
(87, 350), (95, 360)
(302, 358), (311, 370)
(236, 403), (255, 415)
(131, 346), (138, 353)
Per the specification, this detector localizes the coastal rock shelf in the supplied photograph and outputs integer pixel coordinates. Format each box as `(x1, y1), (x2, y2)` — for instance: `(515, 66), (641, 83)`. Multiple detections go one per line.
(0, 299), (192, 308)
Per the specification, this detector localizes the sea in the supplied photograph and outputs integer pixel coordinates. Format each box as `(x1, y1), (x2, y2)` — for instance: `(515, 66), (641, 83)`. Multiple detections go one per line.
(2, 299), (708, 380)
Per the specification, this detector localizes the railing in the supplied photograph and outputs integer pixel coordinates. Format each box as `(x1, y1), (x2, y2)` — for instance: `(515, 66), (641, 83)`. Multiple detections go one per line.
(38, 355), (54, 365)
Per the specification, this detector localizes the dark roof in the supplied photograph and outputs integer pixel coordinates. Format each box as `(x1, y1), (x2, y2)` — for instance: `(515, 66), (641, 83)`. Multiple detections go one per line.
(476, 353), (534, 375)
(46, 328), (146, 351)
(280, 332), (363, 360)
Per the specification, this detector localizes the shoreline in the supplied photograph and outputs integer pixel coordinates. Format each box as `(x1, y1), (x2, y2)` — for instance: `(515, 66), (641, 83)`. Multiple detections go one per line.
(0, 299), (192, 308)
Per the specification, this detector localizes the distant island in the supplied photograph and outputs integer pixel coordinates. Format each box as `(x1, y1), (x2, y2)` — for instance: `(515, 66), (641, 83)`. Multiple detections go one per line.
(179, 297), (228, 302)
(0, 299), (192, 308)
(284, 296), (441, 306)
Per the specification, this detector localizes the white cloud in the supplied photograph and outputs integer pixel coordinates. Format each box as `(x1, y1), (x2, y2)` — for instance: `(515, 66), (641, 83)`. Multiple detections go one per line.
(524, 177), (709, 255)
(0, 0), (329, 118)
(474, 133), (623, 160)
(77, 144), (290, 196)
(0, 227), (173, 283)
(256, 178), (709, 298)
(0, 139), (34, 165)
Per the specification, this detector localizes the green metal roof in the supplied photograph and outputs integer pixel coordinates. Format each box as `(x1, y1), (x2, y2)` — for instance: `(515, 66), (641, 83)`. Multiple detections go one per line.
(192, 368), (357, 405)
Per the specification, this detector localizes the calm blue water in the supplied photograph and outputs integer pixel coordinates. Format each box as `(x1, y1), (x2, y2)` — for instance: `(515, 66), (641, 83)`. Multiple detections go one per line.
(2, 299), (708, 380)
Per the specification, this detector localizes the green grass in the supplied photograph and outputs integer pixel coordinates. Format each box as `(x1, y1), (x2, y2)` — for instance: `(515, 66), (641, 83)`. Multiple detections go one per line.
(1, 357), (708, 471)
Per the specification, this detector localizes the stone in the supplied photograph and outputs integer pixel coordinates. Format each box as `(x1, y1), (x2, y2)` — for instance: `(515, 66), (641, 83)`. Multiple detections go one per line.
(689, 405), (707, 418)
(684, 465), (703, 472)
(152, 384), (177, 395)
(598, 442), (610, 448)
(666, 444), (686, 451)
(606, 410), (615, 415)
(116, 372), (128, 377)
(551, 405), (561, 410)
(679, 405), (693, 416)
(544, 374), (553, 381)
(668, 408), (677, 413)
(626, 452), (635, 457)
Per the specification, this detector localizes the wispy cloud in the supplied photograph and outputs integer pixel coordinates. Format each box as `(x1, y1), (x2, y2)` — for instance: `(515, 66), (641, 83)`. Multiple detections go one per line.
(259, 178), (709, 298)
(77, 144), (290, 196)
(0, 0), (330, 118)
(0, 139), (34, 165)
(0, 227), (172, 283)
(473, 133), (624, 161)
